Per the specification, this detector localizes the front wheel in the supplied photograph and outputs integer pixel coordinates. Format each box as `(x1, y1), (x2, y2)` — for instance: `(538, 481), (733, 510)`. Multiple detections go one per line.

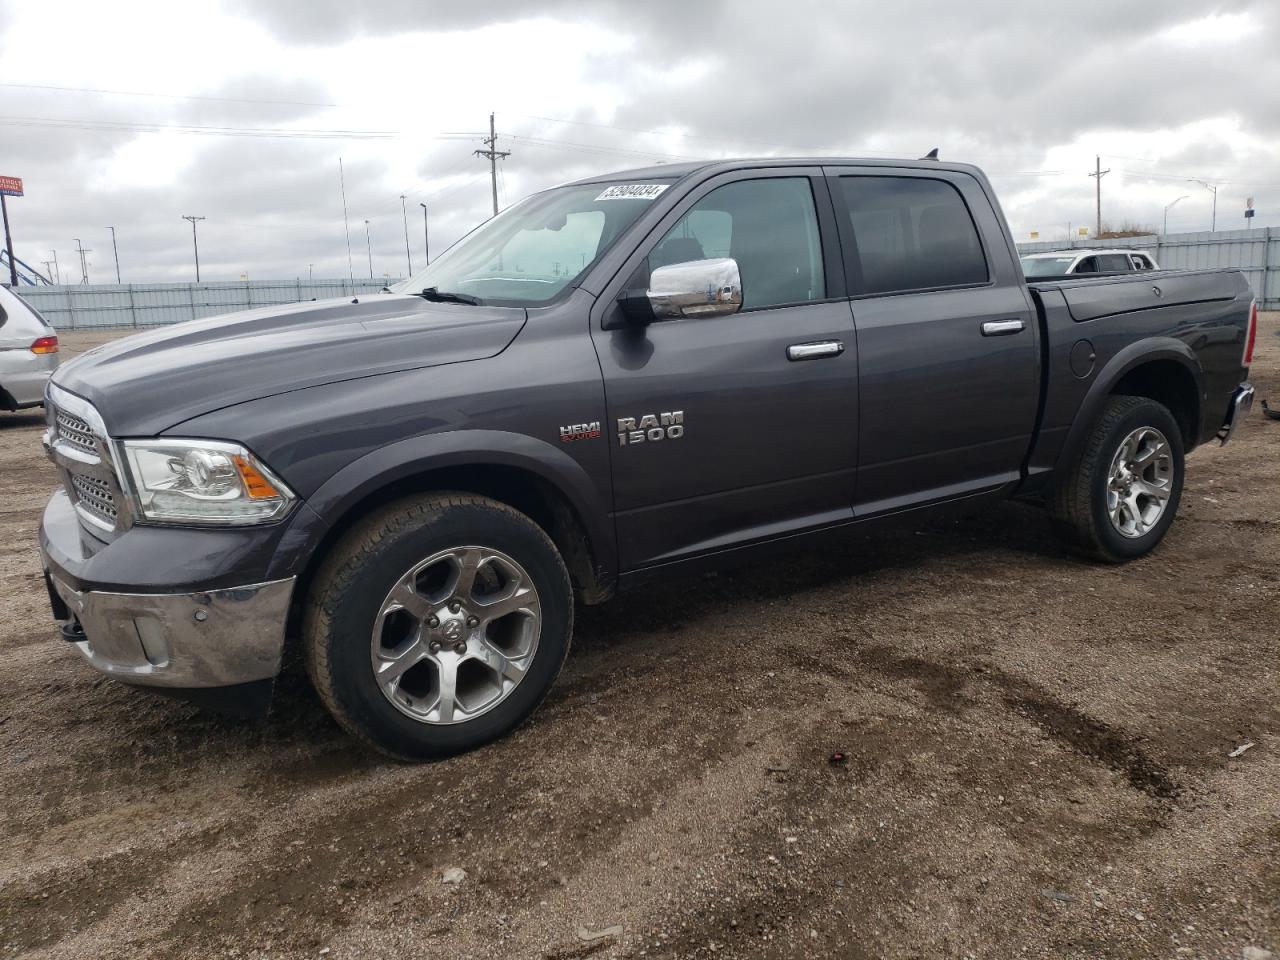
(303, 493), (573, 760)
(1048, 395), (1185, 562)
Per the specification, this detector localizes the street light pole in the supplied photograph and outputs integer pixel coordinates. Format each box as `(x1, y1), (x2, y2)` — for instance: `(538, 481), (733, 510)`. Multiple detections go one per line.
(364, 219), (373, 279)
(1190, 179), (1218, 232)
(106, 225), (121, 283)
(1163, 195), (1189, 235)
(419, 202), (429, 265)
(400, 195), (413, 277)
(181, 215), (205, 282)
(51, 250), (60, 284)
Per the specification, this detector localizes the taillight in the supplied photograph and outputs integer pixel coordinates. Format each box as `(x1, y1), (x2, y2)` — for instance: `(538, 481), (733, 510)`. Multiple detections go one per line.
(30, 335), (59, 355)
(1243, 299), (1257, 366)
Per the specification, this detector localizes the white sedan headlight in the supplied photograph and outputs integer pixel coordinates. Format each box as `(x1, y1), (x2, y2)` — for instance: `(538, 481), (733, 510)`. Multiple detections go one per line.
(121, 439), (295, 525)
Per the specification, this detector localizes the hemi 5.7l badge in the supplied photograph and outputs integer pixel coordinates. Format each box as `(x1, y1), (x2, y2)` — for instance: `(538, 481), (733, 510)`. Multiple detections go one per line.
(559, 421), (602, 442)
(618, 411), (684, 445)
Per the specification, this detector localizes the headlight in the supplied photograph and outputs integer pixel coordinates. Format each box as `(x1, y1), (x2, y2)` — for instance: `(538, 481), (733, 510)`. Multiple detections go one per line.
(121, 439), (295, 525)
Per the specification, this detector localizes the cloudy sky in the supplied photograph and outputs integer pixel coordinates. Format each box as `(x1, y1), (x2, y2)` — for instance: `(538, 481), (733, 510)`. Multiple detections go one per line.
(1, 0), (1277, 284)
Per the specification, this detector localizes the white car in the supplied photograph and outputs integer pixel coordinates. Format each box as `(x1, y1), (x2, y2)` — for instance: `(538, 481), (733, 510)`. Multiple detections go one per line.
(0, 284), (59, 412)
(1020, 249), (1159, 278)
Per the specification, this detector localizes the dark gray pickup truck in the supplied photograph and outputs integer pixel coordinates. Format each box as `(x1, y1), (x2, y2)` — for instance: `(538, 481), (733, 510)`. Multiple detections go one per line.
(39, 158), (1257, 758)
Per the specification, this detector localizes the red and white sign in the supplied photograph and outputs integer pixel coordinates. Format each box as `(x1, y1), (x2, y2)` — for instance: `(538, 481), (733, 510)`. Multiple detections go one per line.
(0, 176), (23, 197)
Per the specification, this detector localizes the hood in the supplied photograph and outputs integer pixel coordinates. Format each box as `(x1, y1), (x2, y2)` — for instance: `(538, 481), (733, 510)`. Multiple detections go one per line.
(53, 294), (527, 435)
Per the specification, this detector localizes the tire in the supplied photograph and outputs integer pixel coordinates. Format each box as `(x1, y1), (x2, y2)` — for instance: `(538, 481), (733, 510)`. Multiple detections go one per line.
(303, 493), (573, 760)
(1048, 395), (1185, 563)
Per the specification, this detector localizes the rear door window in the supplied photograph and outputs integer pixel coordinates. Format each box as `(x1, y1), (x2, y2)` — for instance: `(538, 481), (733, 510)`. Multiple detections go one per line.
(837, 176), (988, 295)
(1073, 257), (1098, 273)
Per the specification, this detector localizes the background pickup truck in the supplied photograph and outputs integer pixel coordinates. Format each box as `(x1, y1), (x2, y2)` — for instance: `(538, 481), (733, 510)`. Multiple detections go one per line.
(39, 157), (1257, 759)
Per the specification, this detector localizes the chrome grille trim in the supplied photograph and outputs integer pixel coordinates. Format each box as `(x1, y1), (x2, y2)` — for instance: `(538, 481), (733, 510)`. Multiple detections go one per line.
(45, 383), (131, 538)
(54, 411), (96, 453)
(71, 474), (119, 527)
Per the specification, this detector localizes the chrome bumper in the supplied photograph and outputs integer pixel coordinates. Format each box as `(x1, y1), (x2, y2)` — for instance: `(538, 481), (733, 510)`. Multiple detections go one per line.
(1218, 382), (1255, 445)
(48, 574), (294, 688)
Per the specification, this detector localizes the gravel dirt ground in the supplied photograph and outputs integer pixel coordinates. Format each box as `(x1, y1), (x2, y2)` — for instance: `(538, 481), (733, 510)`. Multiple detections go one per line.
(1, 320), (1277, 960)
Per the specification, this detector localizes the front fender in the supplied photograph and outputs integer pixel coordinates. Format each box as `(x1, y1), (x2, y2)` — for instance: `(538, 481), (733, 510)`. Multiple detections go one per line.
(296, 428), (616, 578)
(1054, 336), (1203, 475)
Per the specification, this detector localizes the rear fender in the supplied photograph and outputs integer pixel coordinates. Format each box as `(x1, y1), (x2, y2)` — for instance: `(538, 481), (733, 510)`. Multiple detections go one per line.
(1054, 337), (1203, 476)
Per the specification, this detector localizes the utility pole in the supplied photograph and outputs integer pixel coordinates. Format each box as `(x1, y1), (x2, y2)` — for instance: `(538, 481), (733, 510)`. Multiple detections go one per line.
(419, 201), (429, 264)
(364, 219), (373, 279)
(1190, 179), (1218, 232)
(106, 225), (121, 283)
(41, 259), (54, 282)
(74, 238), (91, 283)
(399, 195), (413, 276)
(308, 263), (314, 282)
(1088, 155), (1110, 239)
(51, 250), (60, 284)
(181, 216), (205, 282)
(474, 112), (511, 217)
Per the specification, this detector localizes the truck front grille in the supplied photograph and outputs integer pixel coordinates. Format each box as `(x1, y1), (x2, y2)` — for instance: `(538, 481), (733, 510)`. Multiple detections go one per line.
(46, 385), (128, 538)
(54, 411), (97, 454)
(70, 474), (119, 526)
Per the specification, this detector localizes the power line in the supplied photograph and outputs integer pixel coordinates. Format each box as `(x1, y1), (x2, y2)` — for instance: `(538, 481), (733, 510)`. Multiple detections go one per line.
(0, 80), (337, 108)
(0, 115), (395, 139)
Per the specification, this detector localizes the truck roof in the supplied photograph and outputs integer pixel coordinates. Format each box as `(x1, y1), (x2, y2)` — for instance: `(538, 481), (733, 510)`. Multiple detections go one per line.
(564, 156), (988, 186)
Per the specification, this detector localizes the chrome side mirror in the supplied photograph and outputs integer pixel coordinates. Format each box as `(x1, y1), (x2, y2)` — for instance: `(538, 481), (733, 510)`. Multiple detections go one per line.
(647, 257), (743, 321)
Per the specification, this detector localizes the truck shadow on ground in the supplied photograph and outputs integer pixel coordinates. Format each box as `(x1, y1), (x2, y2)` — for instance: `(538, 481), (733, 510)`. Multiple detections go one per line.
(58, 498), (1070, 767)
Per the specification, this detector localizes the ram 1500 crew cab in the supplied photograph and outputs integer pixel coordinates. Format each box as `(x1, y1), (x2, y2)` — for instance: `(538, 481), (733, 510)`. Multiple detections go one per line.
(39, 158), (1257, 758)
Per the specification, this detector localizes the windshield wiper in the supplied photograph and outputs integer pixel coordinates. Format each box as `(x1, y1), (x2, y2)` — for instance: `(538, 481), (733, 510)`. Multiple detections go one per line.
(417, 287), (482, 305)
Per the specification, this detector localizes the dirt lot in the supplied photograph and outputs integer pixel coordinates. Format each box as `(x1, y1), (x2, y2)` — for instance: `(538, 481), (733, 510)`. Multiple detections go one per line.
(1, 320), (1277, 960)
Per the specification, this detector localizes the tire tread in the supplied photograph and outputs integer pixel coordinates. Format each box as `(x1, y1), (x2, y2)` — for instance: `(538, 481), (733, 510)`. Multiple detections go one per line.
(302, 492), (570, 759)
(1048, 395), (1175, 563)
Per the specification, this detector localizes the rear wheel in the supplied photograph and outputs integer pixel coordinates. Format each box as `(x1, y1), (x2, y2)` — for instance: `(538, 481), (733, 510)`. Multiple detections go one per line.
(1048, 395), (1185, 562)
(303, 493), (573, 760)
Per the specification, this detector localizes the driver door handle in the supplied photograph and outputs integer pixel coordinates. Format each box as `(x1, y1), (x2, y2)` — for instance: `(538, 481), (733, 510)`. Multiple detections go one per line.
(787, 340), (845, 361)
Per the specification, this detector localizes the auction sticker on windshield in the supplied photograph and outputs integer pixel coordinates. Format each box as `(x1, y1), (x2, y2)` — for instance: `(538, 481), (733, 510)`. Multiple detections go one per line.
(595, 183), (669, 201)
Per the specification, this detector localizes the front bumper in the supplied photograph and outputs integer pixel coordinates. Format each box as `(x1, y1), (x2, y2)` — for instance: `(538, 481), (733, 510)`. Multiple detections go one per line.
(47, 571), (294, 688)
(1218, 382), (1255, 445)
(39, 486), (306, 693)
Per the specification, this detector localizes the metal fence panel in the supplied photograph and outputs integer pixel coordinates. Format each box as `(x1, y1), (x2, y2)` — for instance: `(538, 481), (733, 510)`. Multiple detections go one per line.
(1016, 227), (1276, 308)
(16, 278), (399, 330)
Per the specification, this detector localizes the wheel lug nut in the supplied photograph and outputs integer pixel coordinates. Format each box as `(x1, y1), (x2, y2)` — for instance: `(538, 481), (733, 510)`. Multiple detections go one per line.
(428, 640), (441, 653)
(467, 616), (479, 628)
(427, 616), (439, 628)
(449, 600), (461, 613)
(453, 642), (467, 654)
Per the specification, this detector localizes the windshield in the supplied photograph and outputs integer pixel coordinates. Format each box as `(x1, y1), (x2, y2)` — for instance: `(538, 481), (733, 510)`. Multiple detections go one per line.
(391, 180), (675, 305)
(1020, 256), (1077, 277)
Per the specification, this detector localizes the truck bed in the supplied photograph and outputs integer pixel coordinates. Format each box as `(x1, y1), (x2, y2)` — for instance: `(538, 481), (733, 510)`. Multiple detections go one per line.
(1022, 268), (1253, 495)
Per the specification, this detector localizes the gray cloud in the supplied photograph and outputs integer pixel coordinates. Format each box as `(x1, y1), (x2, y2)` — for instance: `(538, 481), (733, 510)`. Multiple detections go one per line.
(2, 0), (1277, 283)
